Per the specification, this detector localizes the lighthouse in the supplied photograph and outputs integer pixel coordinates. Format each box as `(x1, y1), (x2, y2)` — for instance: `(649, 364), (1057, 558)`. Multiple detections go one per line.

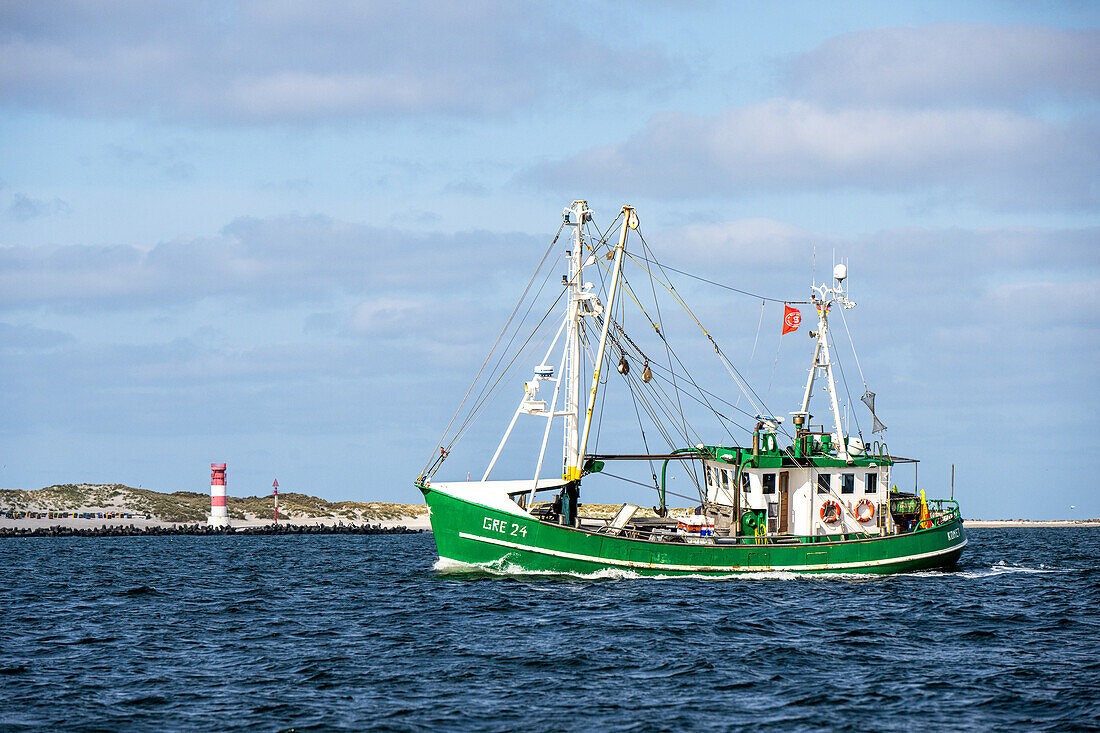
(209, 463), (229, 528)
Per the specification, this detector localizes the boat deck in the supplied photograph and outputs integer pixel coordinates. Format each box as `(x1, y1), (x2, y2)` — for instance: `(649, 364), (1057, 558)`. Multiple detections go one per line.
(563, 500), (961, 547)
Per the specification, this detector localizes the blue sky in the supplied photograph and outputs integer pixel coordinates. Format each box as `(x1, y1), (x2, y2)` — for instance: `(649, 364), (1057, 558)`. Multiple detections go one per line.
(1, 1), (1097, 519)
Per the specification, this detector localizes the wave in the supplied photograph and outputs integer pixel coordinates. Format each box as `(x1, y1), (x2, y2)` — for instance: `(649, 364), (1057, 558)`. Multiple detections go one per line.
(897, 560), (1070, 579)
(433, 557), (880, 582)
(432, 557), (641, 580)
(959, 561), (1068, 578)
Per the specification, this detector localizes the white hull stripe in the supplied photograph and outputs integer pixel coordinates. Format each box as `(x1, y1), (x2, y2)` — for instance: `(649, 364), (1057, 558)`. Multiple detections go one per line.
(457, 531), (968, 573)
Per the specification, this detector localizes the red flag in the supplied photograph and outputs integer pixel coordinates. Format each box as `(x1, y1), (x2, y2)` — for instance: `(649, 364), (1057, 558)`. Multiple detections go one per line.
(782, 305), (801, 334)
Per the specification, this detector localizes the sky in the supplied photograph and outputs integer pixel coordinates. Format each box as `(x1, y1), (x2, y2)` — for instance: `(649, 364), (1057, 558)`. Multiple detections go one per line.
(1, 1), (1097, 519)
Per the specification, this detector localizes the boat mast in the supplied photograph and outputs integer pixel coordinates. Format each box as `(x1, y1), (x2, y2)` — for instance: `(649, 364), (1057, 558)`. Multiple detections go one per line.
(562, 200), (587, 479)
(797, 264), (855, 460)
(567, 206), (637, 481)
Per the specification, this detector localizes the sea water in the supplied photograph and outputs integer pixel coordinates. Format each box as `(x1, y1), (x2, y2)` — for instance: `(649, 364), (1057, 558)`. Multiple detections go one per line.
(1, 528), (1096, 731)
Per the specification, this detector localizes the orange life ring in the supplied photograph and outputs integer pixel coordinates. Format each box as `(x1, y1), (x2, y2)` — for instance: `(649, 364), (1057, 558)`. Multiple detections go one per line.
(819, 500), (841, 524)
(856, 499), (875, 523)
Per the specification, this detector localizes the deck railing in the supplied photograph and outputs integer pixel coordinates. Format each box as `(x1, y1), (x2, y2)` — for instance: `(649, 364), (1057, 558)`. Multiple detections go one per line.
(922, 498), (961, 529)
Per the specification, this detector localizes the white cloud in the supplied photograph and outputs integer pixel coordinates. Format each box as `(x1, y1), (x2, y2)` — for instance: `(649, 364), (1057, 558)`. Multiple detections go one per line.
(0, 214), (542, 309)
(525, 99), (1100, 209)
(0, 322), (74, 351)
(787, 24), (1100, 108)
(981, 279), (1100, 326)
(350, 298), (432, 337)
(659, 221), (1100, 297)
(663, 218), (815, 259)
(1, 214), (1095, 515)
(6, 193), (72, 221)
(523, 23), (1100, 210)
(0, 0), (678, 122)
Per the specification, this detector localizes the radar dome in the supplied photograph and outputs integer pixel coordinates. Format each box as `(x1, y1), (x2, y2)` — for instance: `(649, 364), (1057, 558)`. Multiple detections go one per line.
(833, 263), (847, 282)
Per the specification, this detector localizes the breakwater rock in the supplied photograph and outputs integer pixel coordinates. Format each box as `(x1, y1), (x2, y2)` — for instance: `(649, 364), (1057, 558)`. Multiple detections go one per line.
(0, 523), (427, 538)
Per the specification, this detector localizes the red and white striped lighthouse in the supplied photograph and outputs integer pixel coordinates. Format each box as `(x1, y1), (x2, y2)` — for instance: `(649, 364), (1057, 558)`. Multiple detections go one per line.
(209, 463), (229, 528)
(272, 478), (279, 525)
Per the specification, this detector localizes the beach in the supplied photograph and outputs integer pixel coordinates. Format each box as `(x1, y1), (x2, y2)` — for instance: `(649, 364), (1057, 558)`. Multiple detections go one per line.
(962, 519), (1099, 528)
(0, 507), (431, 532)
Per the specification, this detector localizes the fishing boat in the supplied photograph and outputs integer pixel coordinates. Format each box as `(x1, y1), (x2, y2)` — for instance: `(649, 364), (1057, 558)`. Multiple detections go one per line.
(416, 201), (965, 575)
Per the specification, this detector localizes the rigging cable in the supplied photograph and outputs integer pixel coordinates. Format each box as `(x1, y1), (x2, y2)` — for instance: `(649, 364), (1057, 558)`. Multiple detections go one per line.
(765, 314), (784, 402)
(643, 238), (693, 449)
(628, 238), (791, 440)
(444, 284), (569, 463)
(626, 252), (809, 304)
(603, 306), (731, 446)
(627, 236), (736, 446)
(422, 221), (564, 477)
(734, 298), (766, 414)
(586, 316), (701, 462)
(597, 470), (703, 507)
(590, 268), (628, 457)
(463, 244), (561, 416)
(838, 307), (868, 390)
(589, 227), (793, 445)
(585, 240), (715, 449)
(450, 255), (564, 443)
(829, 327), (863, 442)
(624, 366), (659, 492)
(642, 360), (756, 432)
(618, 341), (697, 448)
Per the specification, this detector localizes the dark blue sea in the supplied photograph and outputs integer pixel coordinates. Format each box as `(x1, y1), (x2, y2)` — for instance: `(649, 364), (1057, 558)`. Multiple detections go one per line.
(1, 528), (1097, 731)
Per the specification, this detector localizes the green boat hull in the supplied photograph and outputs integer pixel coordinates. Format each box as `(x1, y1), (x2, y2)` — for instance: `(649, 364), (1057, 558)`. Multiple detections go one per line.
(421, 485), (966, 576)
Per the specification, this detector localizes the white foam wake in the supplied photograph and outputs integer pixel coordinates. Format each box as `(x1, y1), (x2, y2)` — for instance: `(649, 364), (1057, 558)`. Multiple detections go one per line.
(432, 557), (883, 582)
(432, 556), (641, 580)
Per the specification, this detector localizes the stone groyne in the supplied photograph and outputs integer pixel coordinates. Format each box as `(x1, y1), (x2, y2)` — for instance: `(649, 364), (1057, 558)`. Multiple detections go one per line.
(0, 523), (427, 538)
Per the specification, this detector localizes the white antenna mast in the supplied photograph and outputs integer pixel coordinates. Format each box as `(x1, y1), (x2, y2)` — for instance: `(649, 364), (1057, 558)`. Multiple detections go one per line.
(798, 260), (856, 461)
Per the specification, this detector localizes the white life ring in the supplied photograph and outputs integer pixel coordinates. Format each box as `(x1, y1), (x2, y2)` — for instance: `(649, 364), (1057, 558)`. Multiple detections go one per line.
(856, 498), (875, 523)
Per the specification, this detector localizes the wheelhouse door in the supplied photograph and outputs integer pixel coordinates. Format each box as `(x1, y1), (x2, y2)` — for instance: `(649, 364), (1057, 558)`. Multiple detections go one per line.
(779, 471), (790, 533)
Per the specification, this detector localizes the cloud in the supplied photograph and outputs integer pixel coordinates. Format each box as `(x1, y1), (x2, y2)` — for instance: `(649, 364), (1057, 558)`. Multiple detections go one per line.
(0, 0), (678, 123)
(633, 221), (1100, 507)
(981, 279), (1100, 327)
(787, 24), (1100, 108)
(523, 100), (1100, 209)
(660, 221), (1100, 309)
(105, 144), (196, 181)
(350, 298), (433, 337)
(443, 179), (490, 197)
(661, 218), (818, 264)
(0, 214), (543, 310)
(0, 214), (1095, 514)
(523, 23), (1100, 210)
(6, 193), (71, 221)
(0, 322), (75, 351)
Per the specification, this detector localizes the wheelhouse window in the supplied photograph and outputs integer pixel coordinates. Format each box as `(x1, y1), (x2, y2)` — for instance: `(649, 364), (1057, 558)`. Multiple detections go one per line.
(740, 470), (750, 492)
(865, 472), (878, 494)
(841, 473), (855, 494)
(706, 466), (715, 487)
(762, 473), (776, 495)
(721, 469), (731, 491)
(817, 473), (831, 494)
